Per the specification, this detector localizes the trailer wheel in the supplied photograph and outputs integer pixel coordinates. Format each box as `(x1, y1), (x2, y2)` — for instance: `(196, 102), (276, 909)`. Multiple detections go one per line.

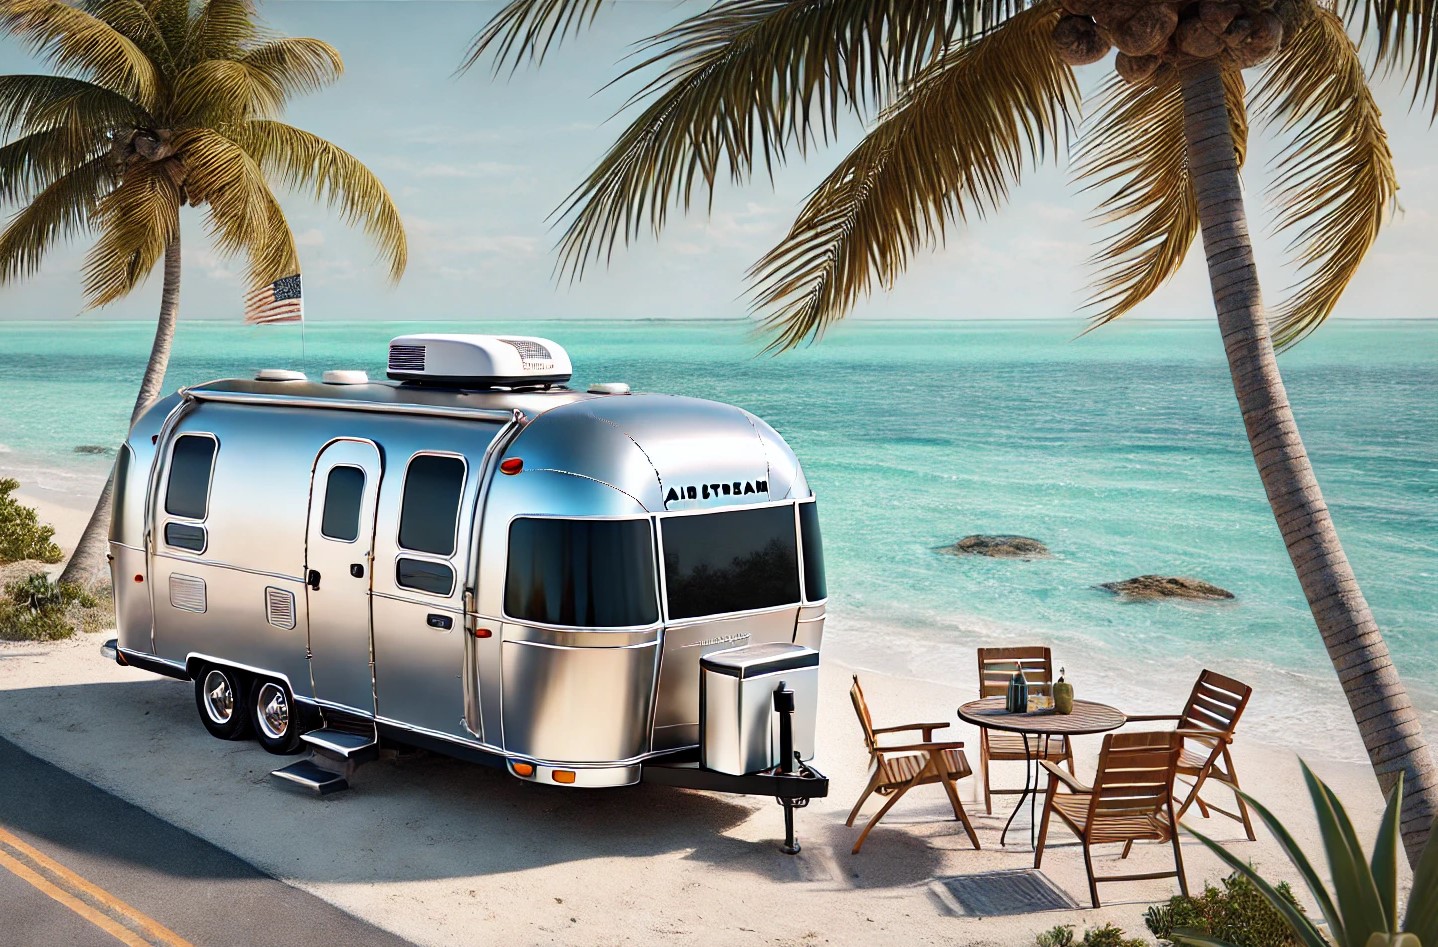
(195, 665), (251, 740)
(251, 679), (304, 755)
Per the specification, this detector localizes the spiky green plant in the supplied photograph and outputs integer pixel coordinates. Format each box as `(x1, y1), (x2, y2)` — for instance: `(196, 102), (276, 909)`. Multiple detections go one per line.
(1, 0), (408, 587)
(1179, 765), (1438, 947)
(462, 0), (1438, 864)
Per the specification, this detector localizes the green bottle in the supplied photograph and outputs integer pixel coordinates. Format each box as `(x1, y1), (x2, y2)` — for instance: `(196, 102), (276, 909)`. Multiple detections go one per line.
(1054, 667), (1074, 715)
(1006, 663), (1029, 713)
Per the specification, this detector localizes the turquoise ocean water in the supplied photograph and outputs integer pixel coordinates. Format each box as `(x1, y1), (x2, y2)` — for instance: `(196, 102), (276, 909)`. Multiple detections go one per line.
(1, 319), (1433, 759)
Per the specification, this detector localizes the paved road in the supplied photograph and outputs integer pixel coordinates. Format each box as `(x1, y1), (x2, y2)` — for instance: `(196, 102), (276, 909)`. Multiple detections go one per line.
(0, 736), (411, 947)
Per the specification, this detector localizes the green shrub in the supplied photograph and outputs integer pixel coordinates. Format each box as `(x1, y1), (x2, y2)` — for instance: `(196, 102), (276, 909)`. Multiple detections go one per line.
(0, 572), (97, 641)
(1035, 924), (1147, 947)
(0, 478), (63, 564)
(1145, 873), (1303, 947)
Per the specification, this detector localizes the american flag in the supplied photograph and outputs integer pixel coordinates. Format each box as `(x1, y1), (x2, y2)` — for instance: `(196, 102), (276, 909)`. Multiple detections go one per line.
(244, 274), (303, 325)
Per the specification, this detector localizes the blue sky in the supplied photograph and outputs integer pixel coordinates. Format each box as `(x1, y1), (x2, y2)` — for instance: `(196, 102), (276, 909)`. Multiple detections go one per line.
(0, 0), (1435, 323)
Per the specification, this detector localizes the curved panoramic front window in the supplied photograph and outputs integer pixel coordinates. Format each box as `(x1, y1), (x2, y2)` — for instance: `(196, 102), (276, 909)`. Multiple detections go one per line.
(798, 500), (827, 601)
(661, 505), (799, 621)
(504, 518), (658, 628)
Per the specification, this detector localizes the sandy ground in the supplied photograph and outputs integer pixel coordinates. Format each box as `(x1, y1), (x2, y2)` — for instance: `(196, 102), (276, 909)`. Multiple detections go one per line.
(0, 485), (1416, 946)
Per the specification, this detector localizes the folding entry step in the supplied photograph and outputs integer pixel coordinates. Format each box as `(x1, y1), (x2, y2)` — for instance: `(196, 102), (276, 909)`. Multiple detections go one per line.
(302, 728), (379, 765)
(269, 726), (379, 795)
(270, 758), (350, 795)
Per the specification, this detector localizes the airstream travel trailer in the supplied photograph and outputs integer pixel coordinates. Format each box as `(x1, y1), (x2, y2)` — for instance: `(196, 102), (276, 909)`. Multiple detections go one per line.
(100, 334), (828, 849)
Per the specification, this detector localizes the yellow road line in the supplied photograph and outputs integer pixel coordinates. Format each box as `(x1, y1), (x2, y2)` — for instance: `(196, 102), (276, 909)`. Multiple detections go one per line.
(0, 826), (193, 947)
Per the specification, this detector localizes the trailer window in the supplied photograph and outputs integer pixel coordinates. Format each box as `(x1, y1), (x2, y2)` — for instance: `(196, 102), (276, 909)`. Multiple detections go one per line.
(397, 558), (455, 597)
(505, 519), (657, 628)
(661, 505), (799, 620)
(164, 435), (216, 519)
(398, 454), (465, 556)
(798, 501), (827, 601)
(320, 466), (365, 542)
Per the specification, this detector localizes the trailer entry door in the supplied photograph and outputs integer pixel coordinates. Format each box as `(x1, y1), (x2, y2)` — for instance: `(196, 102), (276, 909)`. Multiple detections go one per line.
(304, 439), (384, 716)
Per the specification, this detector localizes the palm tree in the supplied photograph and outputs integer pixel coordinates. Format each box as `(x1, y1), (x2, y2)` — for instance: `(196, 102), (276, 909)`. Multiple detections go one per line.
(0, 0), (407, 587)
(463, 0), (1438, 865)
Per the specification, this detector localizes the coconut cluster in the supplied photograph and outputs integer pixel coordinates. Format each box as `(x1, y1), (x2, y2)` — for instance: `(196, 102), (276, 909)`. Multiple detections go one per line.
(1051, 0), (1303, 82)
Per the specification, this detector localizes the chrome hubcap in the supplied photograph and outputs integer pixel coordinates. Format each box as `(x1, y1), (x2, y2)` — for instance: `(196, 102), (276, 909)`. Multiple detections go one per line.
(256, 682), (289, 740)
(203, 670), (234, 724)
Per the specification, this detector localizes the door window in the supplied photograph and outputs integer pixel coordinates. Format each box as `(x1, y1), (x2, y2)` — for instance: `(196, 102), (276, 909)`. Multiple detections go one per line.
(320, 466), (365, 542)
(398, 455), (465, 556)
(165, 435), (216, 519)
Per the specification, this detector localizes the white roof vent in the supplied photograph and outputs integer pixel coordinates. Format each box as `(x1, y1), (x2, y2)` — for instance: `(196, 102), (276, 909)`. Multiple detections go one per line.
(387, 334), (572, 389)
(322, 370), (369, 385)
(255, 369), (307, 382)
(588, 382), (630, 395)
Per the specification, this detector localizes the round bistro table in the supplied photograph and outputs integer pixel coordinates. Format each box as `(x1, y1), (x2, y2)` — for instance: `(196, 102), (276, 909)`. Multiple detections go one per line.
(957, 697), (1126, 848)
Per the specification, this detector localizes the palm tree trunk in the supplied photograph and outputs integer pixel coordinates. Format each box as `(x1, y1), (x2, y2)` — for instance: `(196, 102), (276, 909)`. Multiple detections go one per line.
(58, 235), (182, 589)
(1179, 59), (1436, 867)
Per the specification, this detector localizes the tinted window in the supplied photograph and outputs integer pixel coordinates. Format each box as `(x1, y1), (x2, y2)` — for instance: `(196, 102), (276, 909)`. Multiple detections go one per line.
(164, 522), (206, 552)
(505, 519), (657, 627)
(662, 506), (799, 620)
(109, 445), (131, 542)
(165, 435), (216, 519)
(321, 466), (365, 542)
(799, 501), (827, 601)
(398, 455), (465, 555)
(397, 557), (455, 596)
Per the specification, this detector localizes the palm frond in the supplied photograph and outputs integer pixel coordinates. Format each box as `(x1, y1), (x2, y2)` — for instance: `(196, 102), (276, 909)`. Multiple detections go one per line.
(0, 151), (111, 282)
(461, 0), (609, 74)
(1076, 68), (1248, 326)
(551, 0), (968, 281)
(170, 58), (275, 122)
(238, 37), (342, 100)
(81, 156), (179, 305)
(0, 124), (105, 203)
(0, 0), (160, 107)
(145, 0), (193, 64)
(231, 119), (406, 280)
(1254, 8), (1397, 347)
(174, 126), (296, 285)
(746, 1), (1077, 352)
(0, 73), (147, 137)
(180, 0), (263, 69)
(85, 0), (171, 71)
(1341, 0), (1438, 117)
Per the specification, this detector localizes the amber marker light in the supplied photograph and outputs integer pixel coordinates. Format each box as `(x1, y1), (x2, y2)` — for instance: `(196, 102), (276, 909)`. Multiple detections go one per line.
(499, 457), (524, 475)
(552, 770), (576, 784)
(511, 762), (535, 777)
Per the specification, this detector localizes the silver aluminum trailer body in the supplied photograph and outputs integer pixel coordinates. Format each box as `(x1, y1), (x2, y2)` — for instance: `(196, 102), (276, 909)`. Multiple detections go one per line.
(107, 351), (827, 800)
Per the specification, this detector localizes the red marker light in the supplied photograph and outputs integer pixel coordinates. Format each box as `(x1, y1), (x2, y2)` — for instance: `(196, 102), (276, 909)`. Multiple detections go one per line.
(134, 574), (144, 583)
(499, 458), (524, 475)
(473, 627), (493, 639)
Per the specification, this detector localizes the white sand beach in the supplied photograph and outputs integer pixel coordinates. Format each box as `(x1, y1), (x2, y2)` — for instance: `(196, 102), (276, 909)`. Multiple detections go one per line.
(0, 482), (1416, 946)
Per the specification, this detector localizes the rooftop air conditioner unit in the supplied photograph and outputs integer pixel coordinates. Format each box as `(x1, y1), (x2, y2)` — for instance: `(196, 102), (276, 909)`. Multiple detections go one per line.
(386, 334), (572, 389)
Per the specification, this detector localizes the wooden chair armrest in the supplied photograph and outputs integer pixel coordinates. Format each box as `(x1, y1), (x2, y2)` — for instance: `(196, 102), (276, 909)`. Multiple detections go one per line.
(877, 741), (965, 754)
(1125, 714), (1183, 723)
(1039, 760), (1091, 794)
(872, 722), (951, 737)
(1175, 728), (1230, 744)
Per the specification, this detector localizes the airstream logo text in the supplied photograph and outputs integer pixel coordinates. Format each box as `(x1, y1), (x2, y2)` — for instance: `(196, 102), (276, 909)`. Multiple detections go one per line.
(664, 480), (767, 505)
(679, 633), (751, 649)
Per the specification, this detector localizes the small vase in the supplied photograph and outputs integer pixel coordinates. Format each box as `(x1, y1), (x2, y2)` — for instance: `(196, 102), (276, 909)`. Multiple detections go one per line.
(1054, 667), (1074, 715)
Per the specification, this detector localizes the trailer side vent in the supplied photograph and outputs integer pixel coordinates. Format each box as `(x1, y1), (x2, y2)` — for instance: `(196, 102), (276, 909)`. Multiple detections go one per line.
(386, 334), (572, 389)
(388, 344), (426, 373)
(169, 574), (207, 613)
(265, 587), (296, 630)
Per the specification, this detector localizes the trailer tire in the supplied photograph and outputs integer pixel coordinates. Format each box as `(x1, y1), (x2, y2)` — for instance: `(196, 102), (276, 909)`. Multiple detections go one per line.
(251, 679), (305, 755)
(195, 665), (252, 740)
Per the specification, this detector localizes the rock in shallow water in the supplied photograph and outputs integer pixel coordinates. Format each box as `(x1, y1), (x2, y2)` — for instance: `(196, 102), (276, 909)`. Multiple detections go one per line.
(73, 445), (114, 455)
(939, 535), (1052, 559)
(1099, 575), (1235, 601)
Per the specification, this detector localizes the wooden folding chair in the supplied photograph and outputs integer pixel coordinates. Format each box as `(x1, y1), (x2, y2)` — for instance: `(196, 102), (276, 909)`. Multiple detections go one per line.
(1127, 669), (1256, 840)
(976, 646), (1076, 813)
(847, 675), (981, 854)
(1034, 729), (1188, 908)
